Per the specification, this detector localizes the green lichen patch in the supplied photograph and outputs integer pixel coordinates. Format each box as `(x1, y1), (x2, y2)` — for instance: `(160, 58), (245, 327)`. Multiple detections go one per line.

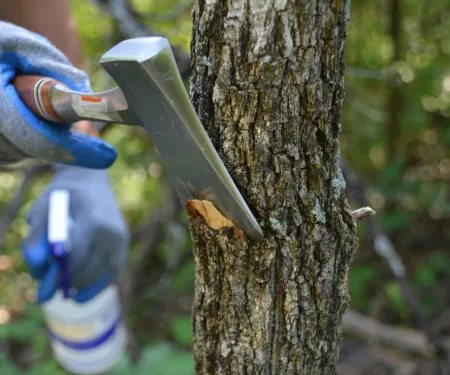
(331, 168), (346, 199)
(312, 199), (327, 224)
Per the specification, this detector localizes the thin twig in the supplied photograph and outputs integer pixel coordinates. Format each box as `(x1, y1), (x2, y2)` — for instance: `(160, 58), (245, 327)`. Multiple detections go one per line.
(352, 207), (376, 221)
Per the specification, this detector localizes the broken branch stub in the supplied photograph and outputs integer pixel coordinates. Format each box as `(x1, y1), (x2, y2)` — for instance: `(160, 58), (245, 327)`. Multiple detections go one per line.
(185, 200), (244, 240)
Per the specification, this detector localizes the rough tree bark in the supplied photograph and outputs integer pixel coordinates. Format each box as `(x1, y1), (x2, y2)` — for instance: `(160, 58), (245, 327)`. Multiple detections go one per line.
(188, 1), (357, 374)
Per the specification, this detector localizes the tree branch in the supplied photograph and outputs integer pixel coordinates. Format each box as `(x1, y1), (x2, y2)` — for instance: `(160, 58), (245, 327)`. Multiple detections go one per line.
(343, 309), (435, 358)
(90, 0), (191, 78)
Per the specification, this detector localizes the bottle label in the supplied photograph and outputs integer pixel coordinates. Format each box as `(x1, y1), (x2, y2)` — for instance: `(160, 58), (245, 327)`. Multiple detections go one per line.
(48, 316), (121, 350)
(46, 318), (93, 341)
(45, 298), (120, 344)
(43, 286), (126, 374)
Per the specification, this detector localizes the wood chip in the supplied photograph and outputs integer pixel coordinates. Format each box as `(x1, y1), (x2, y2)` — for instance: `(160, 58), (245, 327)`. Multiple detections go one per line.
(185, 200), (244, 239)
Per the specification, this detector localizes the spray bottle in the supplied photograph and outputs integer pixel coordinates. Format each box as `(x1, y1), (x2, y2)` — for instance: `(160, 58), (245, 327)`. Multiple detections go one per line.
(42, 190), (127, 374)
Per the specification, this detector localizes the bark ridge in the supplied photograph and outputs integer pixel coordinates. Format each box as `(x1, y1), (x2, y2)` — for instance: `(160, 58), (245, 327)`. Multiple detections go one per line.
(189, 1), (357, 374)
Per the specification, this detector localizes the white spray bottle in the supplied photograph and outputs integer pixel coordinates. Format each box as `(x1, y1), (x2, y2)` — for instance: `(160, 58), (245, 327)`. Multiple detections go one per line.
(42, 189), (127, 374)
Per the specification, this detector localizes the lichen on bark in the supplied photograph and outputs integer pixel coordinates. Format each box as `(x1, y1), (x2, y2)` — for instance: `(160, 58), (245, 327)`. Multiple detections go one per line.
(189, 0), (358, 374)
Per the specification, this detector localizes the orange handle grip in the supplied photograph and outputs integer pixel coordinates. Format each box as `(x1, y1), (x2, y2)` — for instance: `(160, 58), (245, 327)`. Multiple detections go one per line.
(13, 75), (65, 122)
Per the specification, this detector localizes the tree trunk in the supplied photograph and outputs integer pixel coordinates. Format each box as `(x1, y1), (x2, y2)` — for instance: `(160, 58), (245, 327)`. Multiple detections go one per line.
(188, 1), (357, 374)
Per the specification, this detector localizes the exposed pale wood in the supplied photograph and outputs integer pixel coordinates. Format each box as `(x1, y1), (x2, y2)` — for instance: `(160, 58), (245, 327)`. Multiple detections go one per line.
(185, 199), (244, 239)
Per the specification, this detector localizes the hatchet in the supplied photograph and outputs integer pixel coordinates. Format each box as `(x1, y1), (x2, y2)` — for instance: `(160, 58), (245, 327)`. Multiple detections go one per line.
(13, 37), (264, 242)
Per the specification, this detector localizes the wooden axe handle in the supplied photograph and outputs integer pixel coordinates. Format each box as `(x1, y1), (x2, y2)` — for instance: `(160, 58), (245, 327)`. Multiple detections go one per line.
(13, 75), (66, 123)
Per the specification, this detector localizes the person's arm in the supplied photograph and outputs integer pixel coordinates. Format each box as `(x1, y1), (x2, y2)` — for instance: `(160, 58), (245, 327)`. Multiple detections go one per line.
(0, 0), (99, 137)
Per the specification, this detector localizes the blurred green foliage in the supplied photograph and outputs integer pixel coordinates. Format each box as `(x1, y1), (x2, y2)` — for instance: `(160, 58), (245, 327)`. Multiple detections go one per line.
(348, 265), (376, 313)
(343, 0), (450, 325)
(0, 0), (449, 373)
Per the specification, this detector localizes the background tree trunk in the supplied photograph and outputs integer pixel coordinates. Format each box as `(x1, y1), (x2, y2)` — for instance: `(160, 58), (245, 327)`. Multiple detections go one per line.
(189, 0), (358, 374)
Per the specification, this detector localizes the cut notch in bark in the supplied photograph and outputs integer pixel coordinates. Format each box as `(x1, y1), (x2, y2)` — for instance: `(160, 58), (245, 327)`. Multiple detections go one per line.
(185, 199), (244, 240)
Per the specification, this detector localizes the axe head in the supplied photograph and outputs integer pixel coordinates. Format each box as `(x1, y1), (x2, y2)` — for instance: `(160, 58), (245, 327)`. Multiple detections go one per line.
(99, 38), (264, 242)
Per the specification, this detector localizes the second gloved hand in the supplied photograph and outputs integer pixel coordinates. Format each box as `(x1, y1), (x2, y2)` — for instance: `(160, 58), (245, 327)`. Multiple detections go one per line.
(22, 166), (129, 303)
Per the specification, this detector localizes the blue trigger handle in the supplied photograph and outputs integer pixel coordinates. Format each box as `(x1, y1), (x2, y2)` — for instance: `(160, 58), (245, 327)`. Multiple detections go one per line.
(51, 242), (71, 298)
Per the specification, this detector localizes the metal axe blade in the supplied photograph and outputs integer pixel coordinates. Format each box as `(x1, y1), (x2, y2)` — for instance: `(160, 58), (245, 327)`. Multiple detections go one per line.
(100, 38), (264, 242)
(13, 37), (264, 242)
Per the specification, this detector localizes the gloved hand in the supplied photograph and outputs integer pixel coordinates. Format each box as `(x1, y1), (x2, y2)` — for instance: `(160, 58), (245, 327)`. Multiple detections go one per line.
(0, 21), (116, 168)
(22, 165), (129, 303)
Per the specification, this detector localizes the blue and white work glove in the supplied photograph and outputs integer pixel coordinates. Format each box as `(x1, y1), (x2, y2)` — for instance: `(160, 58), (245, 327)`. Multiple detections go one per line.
(0, 21), (116, 168)
(22, 166), (130, 303)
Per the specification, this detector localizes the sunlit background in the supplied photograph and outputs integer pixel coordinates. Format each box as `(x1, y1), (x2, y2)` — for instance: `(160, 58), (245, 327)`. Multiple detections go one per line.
(0, 0), (449, 374)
